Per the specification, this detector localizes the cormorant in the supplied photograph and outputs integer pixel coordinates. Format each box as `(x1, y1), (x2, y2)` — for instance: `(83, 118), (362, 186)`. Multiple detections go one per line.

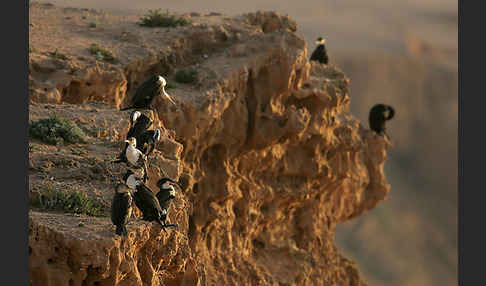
(137, 129), (161, 157)
(111, 183), (133, 236)
(120, 75), (176, 111)
(123, 170), (175, 232)
(368, 104), (395, 138)
(126, 113), (153, 140)
(113, 137), (146, 167)
(310, 37), (329, 64)
(155, 178), (182, 229)
(114, 112), (153, 165)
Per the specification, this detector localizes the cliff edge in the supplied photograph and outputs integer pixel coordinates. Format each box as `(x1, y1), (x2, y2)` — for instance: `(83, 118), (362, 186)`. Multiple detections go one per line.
(29, 3), (391, 285)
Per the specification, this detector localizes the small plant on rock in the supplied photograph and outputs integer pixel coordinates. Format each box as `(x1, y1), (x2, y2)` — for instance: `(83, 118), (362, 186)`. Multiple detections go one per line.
(166, 82), (177, 89)
(31, 186), (108, 217)
(138, 9), (191, 28)
(29, 115), (87, 145)
(175, 69), (198, 84)
(49, 49), (69, 60)
(89, 43), (116, 63)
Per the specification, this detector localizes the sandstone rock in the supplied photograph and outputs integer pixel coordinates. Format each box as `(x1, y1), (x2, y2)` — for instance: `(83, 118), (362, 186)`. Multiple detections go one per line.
(29, 4), (391, 285)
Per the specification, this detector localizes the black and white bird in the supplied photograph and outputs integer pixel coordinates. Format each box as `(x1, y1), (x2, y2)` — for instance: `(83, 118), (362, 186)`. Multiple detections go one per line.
(111, 184), (133, 237)
(113, 137), (147, 167)
(155, 178), (182, 229)
(120, 75), (176, 111)
(123, 170), (176, 232)
(310, 37), (329, 64)
(368, 104), (395, 138)
(127, 112), (153, 141)
(124, 111), (161, 157)
(137, 129), (161, 157)
(115, 111), (153, 162)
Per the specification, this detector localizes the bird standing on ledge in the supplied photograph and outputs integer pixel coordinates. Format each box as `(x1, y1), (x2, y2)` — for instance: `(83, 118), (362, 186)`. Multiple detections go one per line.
(111, 184), (133, 237)
(120, 75), (176, 111)
(155, 178), (183, 229)
(368, 104), (395, 138)
(310, 37), (329, 64)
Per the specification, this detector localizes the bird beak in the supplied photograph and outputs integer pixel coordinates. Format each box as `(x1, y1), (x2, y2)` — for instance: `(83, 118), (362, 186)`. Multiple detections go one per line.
(163, 88), (177, 105)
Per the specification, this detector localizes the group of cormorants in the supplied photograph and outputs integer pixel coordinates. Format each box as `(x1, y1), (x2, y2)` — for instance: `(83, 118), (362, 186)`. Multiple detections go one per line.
(309, 36), (395, 136)
(110, 75), (181, 237)
(110, 38), (394, 237)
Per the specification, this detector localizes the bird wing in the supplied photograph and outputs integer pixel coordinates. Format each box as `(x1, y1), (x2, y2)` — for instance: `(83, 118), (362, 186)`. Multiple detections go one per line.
(136, 184), (163, 212)
(132, 77), (160, 107)
(128, 115), (152, 139)
(111, 194), (132, 225)
(386, 106), (395, 120)
(136, 131), (157, 154)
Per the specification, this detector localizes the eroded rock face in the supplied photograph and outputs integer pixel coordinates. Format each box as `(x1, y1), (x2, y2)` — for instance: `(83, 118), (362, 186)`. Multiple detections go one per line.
(157, 50), (391, 285)
(29, 5), (391, 286)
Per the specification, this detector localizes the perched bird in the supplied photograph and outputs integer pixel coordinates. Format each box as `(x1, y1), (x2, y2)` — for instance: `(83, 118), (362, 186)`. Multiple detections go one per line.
(126, 113), (153, 141)
(124, 112), (161, 157)
(123, 170), (175, 232)
(113, 137), (146, 167)
(111, 183), (133, 237)
(155, 178), (182, 229)
(114, 112), (153, 164)
(368, 104), (395, 137)
(120, 75), (176, 111)
(113, 137), (149, 181)
(310, 37), (329, 64)
(129, 110), (142, 129)
(137, 129), (161, 157)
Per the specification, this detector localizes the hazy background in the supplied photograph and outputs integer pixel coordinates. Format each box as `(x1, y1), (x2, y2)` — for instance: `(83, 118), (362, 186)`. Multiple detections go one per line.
(39, 1), (458, 285)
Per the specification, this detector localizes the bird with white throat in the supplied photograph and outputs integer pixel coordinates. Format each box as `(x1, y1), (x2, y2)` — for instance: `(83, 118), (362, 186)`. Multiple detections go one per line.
(120, 75), (176, 111)
(125, 137), (146, 167)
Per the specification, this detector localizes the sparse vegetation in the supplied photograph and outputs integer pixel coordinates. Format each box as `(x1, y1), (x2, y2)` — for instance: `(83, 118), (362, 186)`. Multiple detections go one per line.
(138, 9), (191, 28)
(31, 186), (108, 217)
(89, 43), (116, 63)
(29, 115), (87, 145)
(88, 22), (97, 28)
(166, 82), (177, 89)
(49, 49), (69, 60)
(175, 69), (198, 84)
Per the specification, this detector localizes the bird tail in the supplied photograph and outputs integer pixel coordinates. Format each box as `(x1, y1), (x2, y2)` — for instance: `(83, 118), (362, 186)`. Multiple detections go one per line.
(115, 225), (128, 236)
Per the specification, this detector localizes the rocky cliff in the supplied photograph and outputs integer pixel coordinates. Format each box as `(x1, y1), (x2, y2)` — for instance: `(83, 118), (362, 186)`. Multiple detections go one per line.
(29, 3), (391, 285)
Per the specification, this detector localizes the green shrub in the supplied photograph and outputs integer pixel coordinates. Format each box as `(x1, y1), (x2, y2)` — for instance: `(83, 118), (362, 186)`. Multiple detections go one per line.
(31, 187), (108, 217)
(89, 43), (116, 63)
(175, 69), (198, 84)
(138, 9), (191, 28)
(49, 49), (69, 60)
(29, 115), (86, 145)
(166, 82), (177, 89)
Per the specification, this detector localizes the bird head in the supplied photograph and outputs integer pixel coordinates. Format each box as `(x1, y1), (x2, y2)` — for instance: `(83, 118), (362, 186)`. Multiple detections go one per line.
(157, 177), (182, 192)
(129, 111), (141, 126)
(156, 75), (176, 106)
(157, 75), (167, 87)
(125, 137), (137, 147)
(315, 37), (326, 45)
(115, 183), (131, 194)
